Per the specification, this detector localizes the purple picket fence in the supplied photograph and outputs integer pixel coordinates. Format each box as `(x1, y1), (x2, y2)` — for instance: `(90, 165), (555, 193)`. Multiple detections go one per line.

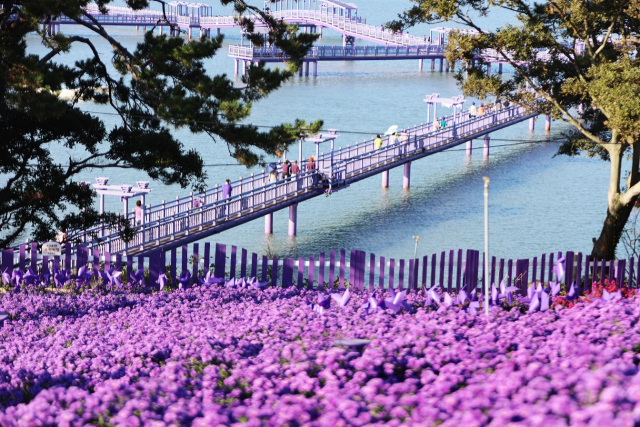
(0, 243), (633, 294)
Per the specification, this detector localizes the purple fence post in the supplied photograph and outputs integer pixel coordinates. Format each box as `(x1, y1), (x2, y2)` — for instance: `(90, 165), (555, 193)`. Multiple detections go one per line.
(498, 258), (505, 285)
(339, 249), (345, 290)
(149, 252), (160, 288)
(230, 245), (237, 279)
(539, 253), (546, 284)
(261, 256), (268, 283)
(548, 252), (555, 283)
(297, 257), (304, 288)
(2, 249), (14, 277)
(349, 250), (356, 290)
(600, 259), (606, 283)
(507, 259), (513, 287)
(629, 257), (635, 288)
(399, 259), (405, 290)
(18, 244), (25, 272)
(42, 256), (49, 279)
(192, 243), (200, 282)
(532, 257), (537, 285)
(389, 259), (395, 290)
(360, 251), (366, 291)
(430, 253), (437, 288)
(127, 255), (134, 279)
(455, 250), (463, 291)
(282, 258), (293, 288)
(160, 251), (166, 283)
(609, 259), (614, 282)
(170, 248), (177, 284)
(590, 257), (598, 290)
(271, 257), (279, 286)
(447, 250), (454, 292)
(93, 249), (100, 277)
(30, 243), (38, 272)
(329, 250), (336, 287)
(64, 247), (72, 272)
(251, 253), (258, 278)
(214, 243), (226, 278)
(576, 252), (583, 290)
(583, 255), (590, 292)
(319, 253), (326, 289)
(422, 255), (428, 287)
(181, 245), (188, 278)
(408, 259), (414, 291)
(514, 259), (529, 295)
(379, 256), (386, 290)
(490, 256), (497, 286)
(369, 253), (375, 290)
(616, 259), (626, 288)
(203, 243), (211, 277)
(241, 248), (247, 279)
(439, 251), (445, 286)
(104, 251), (111, 271)
(115, 254), (122, 271)
(308, 255), (315, 290)
(53, 256), (60, 274)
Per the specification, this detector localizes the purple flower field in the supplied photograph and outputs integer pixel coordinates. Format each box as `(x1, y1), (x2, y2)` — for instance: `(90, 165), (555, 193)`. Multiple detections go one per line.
(0, 286), (639, 426)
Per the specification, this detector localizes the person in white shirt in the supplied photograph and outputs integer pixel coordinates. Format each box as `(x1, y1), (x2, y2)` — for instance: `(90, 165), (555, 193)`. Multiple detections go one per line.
(389, 132), (398, 145)
(469, 102), (477, 118)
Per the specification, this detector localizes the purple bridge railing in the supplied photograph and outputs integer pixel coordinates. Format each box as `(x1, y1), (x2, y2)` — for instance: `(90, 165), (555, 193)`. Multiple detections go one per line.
(62, 104), (538, 256)
(2, 242), (633, 297)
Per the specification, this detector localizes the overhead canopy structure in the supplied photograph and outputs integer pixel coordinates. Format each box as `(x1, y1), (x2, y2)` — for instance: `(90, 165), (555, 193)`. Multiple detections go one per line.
(429, 27), (480, 45)
(167, 1), (213, 17)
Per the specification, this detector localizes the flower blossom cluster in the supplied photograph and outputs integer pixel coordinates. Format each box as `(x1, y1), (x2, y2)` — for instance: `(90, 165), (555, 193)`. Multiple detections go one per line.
(0, 286), (639, 426)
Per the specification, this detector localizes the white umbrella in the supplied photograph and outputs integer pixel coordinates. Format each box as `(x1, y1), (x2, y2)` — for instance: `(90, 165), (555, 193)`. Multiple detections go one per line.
(384, 125), (399, 135)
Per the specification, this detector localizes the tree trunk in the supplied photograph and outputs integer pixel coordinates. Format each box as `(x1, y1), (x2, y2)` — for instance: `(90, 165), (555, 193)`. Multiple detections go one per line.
(591, 141), (639, 260)
(591, 202), (635, 260)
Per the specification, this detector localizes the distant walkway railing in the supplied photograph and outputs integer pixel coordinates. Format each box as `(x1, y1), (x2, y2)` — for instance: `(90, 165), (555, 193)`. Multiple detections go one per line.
(229, 44), (445, 60)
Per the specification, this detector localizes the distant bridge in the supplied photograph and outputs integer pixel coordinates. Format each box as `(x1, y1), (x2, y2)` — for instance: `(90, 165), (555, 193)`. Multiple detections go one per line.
(69, 104), (541, 256)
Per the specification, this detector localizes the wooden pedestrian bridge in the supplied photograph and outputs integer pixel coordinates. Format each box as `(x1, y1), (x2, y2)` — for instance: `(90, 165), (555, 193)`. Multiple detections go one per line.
(72, 104), (539, 256)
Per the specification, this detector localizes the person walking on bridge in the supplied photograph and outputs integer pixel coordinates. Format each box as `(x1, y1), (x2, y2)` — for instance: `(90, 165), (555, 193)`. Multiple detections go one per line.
(282, 159), (291, 180)
(374, 134), (383, 150)
(222, 179), (232, 198)
(399, 130), (409, 145)
(469, 102), (477, 118)
(291, 160), (300, 175)
(307, 157), (316, 171)
(478, 103), (485, 116)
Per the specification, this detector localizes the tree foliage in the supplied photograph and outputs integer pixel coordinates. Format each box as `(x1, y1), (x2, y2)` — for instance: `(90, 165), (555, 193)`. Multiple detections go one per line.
(0, 0), (322, 248)
(389, 0), (640, 259)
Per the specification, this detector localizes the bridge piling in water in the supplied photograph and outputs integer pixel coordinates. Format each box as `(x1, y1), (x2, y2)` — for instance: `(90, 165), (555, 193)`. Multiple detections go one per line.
(289, 204), (298, 236)
(439, 58), (443, 72)
(431, 59), (435, 70)
(382, 170), (389, 188)
(545, 115), (551, 132)
(529, 117), (535, 131)
(403, 163), (411, 189)
(265, 213), (273, 234)
(483, 135), (490, 157)
(466, 140), (473, 156)
(498, 63), (503, 74)
(419, 59), (423, 71)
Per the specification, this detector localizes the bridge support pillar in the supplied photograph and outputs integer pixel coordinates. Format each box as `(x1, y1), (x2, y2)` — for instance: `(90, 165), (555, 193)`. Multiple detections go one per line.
(498, 63), (503, 74)
(136, 26), (139, 31)
(159, 26), (163, 35)
(545, 115), (551, 132)
(418, 59), (423, 71)
(529, 116), (535, 131)
(298, 66), (303, 77)
(431, 59), (435, 70)
(304, 61), (309, 76)
(466, 140), (472, 156)
(487, 63), (491, 75)
(217, 28), (221, 36)
(381, 170), (389, 188)
(265, 213), (273, 234)
(483, 136), (490, 157)
(439, 58), (443, 72)
(288, 204), (298, 236)
(312, 61), (318, 77)
(188, 27), (192, 40)
(445, 60), (450, 72)
(242, 60), (246, 77)
(234, 59), (238, 75)
(403, 162), (411, 189)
